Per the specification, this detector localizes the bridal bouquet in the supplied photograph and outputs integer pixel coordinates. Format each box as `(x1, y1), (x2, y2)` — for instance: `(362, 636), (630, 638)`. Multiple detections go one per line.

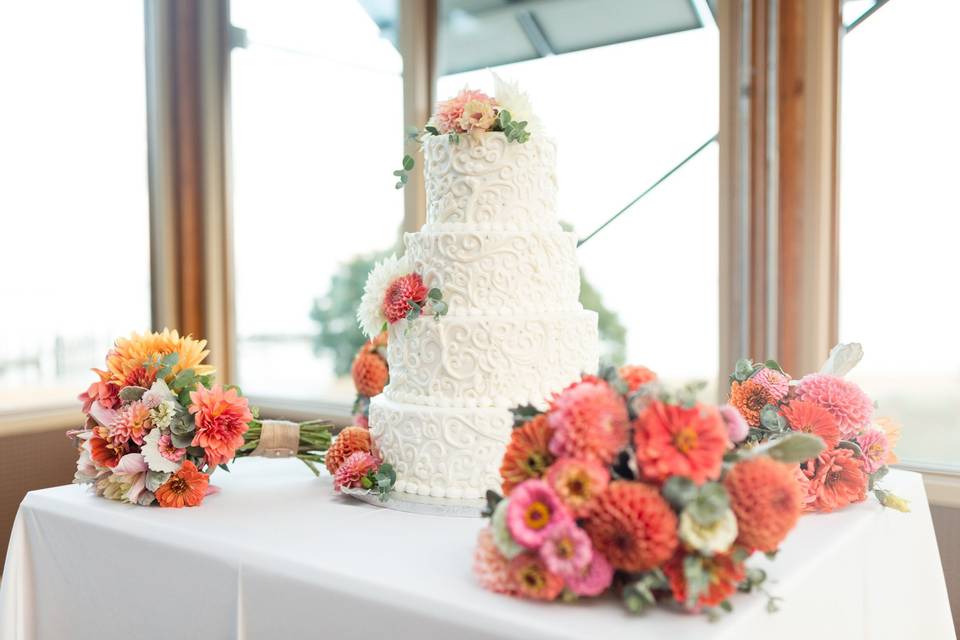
(474, 366), (823, 616)
(726, 343), (908, 513)
(69, 329), (332, 507)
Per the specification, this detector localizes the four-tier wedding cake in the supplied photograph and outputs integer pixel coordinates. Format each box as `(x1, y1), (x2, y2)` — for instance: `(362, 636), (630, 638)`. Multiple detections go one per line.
(359, 79), (599, 505)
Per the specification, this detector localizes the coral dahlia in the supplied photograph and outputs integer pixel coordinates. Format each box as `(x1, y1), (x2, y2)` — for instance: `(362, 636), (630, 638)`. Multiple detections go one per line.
(548, 380), (629, 465)
(801, 448), (867, 512)
(109, 401), (153, 446)
(544, 457), (608, 517)
(189, 384), (253, 467)
(780, 400), (842, 449)
(155, 461), (209, 508)
(500, 415), (554, 494)
(382, 273), (428, 325)
(474, 528), (519, 596)
(351, 342), (389, 397)
(432, 88), (496, 135)
(325, 426), (373, 474)
(508, 553), (564, 601)
(729, 379), (775, 427)
(618, 364), (657, 392)
(724, 457), (801, 552)
(583, 481), (678, 573)
(664, 551), (746, 611)
(794, 373), (874, 438)
(633, 401), (728, 484)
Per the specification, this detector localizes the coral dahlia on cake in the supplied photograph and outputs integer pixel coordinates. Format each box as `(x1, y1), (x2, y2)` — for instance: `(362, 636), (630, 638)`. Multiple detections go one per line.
(356, 254), (448, 339)
(726, 344), (907, 513)
(68, 330), (332, 507)
(473, 364), (823, 617)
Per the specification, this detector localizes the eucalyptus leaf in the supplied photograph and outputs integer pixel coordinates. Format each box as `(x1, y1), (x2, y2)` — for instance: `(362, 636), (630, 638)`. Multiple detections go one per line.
(622, 581), (655, 614)
(118, 386), (147, 403)
(171, 430), (194, 449)
(662, 476), (698, 509)
(751, 432), (825, 463)
(425, 125), (440, 136)
(172, 368), (196, 391)
(837, 439), (863, 457)
(759, 404), (786, 431)
(682, 555), (710, 610)
(686, 482), (730, 526)
(402, 154), (415, 171)
(428, 288), (443, 301)
(733, 358), (754, 382)
(763, 359), (785, 374)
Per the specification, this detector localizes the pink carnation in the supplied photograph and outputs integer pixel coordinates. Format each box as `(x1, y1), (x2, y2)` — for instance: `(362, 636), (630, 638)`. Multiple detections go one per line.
(855, 429), (890, 474)
(752, 367), (790, 402)
(539, 520), (593, 578)
(565, 551), (614, 597)
(718, 404), (750, 443)
(473, 528), (519, 595)
(432, 88), (495, 134)
(548, 380), (629, 464)
(333, 451), (380, 491)
(795, 374), (874, 438)
(506, 479), (570, 549)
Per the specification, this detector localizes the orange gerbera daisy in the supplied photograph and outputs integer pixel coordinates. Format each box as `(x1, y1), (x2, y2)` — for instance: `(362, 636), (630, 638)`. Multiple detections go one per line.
(106, 329), (215, 387)
(724, 457), (801, 552)
(618, 365), (657, 392)
(780, 400), (841, 449)
(155, 461), (209, 508)
(801, 448), (867, 513)
(500, 415), (554, 494)
(325, 426), (373, 474)
(351, 340), (389, 397)
(633, 401), (728, 485)
(584, 481), (678, 573)
(728, 379), (774, 427)
(663, 551), (746, 610)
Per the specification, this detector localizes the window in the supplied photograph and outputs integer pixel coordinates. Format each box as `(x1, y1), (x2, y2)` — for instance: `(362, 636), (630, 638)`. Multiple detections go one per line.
(0, 1), (151, 414)
(229, 0), (402, 406)
(839, 0), (960, 469)
(436, 0), (719, 387)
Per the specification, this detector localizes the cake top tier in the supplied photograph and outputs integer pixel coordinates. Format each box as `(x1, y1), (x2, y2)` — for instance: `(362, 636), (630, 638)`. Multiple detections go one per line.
(423, 132), (559, 229)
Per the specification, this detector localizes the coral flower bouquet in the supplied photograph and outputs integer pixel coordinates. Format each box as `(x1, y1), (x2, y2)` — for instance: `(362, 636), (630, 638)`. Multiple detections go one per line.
(474, 366), (826, 617)
(69, 329), (333, 508)
(725, 343), (909, 514)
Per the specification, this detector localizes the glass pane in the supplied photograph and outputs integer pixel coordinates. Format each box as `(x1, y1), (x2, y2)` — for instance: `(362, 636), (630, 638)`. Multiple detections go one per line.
(0, 1), (150, 414)
(839, 0), (960, 469)
(437, 1), (719, 388)
(231, 0), (402, 404)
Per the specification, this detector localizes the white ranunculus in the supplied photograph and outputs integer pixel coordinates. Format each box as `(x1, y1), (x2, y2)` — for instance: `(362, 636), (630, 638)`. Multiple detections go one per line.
(819, 342), (864, 377)
(678, 508), (739, 556)
(356, 253), (410, 339)
(492, 72), (543, 135)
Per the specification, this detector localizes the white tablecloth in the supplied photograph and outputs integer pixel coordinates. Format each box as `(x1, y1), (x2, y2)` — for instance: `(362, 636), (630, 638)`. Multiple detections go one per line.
(0, 460), (953, 640)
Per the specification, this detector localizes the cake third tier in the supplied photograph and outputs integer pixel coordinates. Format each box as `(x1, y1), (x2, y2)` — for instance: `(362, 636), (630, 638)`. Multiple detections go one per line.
(383, 310), (599, 410)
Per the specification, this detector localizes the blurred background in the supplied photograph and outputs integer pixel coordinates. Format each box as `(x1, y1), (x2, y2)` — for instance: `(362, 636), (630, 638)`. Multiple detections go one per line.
(0, 0), (957, 627)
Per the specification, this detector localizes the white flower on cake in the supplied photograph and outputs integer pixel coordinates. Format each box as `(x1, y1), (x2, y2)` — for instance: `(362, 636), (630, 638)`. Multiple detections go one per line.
(358, 253), (410, 339)
(492, 72), (542, 135)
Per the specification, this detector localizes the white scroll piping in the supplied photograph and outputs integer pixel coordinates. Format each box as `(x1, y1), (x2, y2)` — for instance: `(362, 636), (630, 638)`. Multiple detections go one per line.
(251, 420), (300, 458)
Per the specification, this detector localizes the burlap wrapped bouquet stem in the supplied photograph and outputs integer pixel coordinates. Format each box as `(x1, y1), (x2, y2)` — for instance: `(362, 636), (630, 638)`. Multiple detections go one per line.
(236, 419), (333, 475)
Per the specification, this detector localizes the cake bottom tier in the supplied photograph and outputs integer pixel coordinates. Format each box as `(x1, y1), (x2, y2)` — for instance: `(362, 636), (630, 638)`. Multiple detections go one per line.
(369, 394), (512, 501)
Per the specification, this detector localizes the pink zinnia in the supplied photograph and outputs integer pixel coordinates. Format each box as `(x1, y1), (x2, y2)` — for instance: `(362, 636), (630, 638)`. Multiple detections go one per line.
(565, 551), (614, 597)
(189, 384), (253, 467)
(432, 88), (495, 134)
(752, 367), (790, 402)
(855, 429), (890, 474)
(548, 380), (629, 464)
(333, 451), (381, 491)
(795, 374), (874, 438)
(381, 273), (428, 325)
(473, 528), (519, 595)
(508, 553), (564, 601)
(718, 404), (750, 444)
(539, 521), (593, 578)
(506, 479), (570, 549)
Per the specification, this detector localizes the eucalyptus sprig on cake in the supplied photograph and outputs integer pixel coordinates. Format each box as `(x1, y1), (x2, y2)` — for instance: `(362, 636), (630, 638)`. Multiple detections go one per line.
(394, 72), (539, 188)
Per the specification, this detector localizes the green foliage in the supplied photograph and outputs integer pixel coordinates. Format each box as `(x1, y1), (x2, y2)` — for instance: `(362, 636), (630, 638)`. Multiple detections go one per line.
(310, 250), (392, 376)
(393, 154), (416, 189)
(497, 109), (530, 143)
(510, 404), (543, 428)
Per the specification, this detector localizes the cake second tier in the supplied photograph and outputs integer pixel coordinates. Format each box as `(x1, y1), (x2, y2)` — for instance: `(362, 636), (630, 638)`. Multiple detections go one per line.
(383, 309), (599, 409)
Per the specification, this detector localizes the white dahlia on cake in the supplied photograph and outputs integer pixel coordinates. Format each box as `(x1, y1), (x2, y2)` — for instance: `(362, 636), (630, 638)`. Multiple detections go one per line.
(357, 253), (410, 339)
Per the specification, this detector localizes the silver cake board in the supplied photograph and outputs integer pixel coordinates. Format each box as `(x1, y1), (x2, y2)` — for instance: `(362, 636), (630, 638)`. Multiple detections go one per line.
(341, 488), (485, 517)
